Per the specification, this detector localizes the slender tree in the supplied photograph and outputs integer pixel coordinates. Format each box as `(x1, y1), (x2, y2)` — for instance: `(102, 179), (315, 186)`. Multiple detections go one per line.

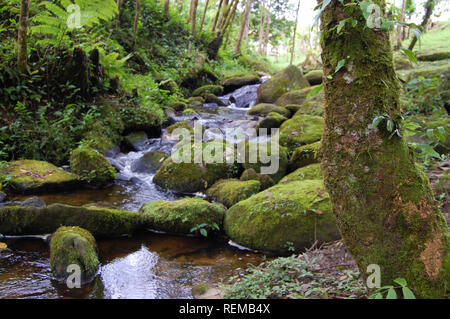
(408, 0), (435, 50)
(17, 0), (30, 73)
(262, 0), (272, 56)
(199, 0), (210, 33)
(188, 0), (199, 53)
(290, 0), (301, 65)
(234, 0), (253, 54)
(133, 0), (141, 50)
(164, 0), (170, 16)
(258, 0), (267, 55)
(320, 0), (450, 298)
(212, 0), (225, 32)
(394, 0), (406, 50)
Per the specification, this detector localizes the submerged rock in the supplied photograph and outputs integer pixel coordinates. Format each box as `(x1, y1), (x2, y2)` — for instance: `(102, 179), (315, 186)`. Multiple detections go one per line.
(206, 179), (261, 208)
(70, 146), (117, 188)
(131, 151), (169, 173)
(139, 198), (226, 236)
(50, 226), (99, 284)
(3, 160), (80, 194)
(257, 65), (310, 104)
(123, 131), (148, 151)
(0, 204), (141, 237)
(20, 196), (46, 207)
(224, 180), (339, 253)
(276, 115), (324, 153)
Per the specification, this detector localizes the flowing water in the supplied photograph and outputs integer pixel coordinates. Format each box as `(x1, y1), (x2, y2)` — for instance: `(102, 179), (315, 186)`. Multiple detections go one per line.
(0, 82), (270, 299)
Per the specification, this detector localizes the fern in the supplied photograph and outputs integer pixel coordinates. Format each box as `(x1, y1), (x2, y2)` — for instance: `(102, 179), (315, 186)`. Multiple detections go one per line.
(30, 0), (118, 48)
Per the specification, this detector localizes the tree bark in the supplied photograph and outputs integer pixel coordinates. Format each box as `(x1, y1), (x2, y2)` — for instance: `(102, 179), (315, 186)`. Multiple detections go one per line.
(258, 0), (267, 55)
(212, 0), (224, 32)
(234, 0), (253, 54)
(164, 0), (170, 17)
(290, 0), (301, 65)
(408, 0), (435, 51)
(133, 0), (141, 50)
(262, 0), (271, 56)
(320, 0), (450, 298)
(188, 0), (198, 53)
(17, 0), (30, 73)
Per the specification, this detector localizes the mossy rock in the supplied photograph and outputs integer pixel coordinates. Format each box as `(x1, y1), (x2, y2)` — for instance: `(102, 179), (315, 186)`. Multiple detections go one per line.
(247, 103), (290, 118)
(394, 56), (414, 70)
(131, 151), (169, 173)
(139, 198), (226, 236)
(275, 85), (323, 107)
(20, 196), (46, 207)
(294, 101), (325, 116)
(279, 163), (323, 184)
(203, 93), (226, 106)
(240, 141), (289, 183)
(188, 96), (205, 106)
(222, 75), (261, 94)
(256, 112), (288, 131)
(257, 65), (310, 104)
(192, 85), (224, 97)
(182, 108), (197, 116)
(171, 101), (188, 112)
(289, 141), (322, 171)
(120, 105), (164, 137)
(240, 168), (274, 191)
(166, 121), (194, 134)
(284, 104), (302, 114)
(206, 179), (261, 208)
(276, 115), (324, 153)
(158, 79), (179, 93)
(417, 51), (450, 62)
(123, 131), (148, 151)
(70, 146), (117, 188)
(305, 70), (324, 85)
(0, 204), (142, 237)
(153, 142), (234, 193)
(4, 160), (80, 194)
(224, 180), (339, 253)
(50, 226), (99, 284)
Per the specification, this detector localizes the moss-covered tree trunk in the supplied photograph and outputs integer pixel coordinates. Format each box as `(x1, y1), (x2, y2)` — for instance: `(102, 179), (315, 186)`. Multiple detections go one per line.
(320, 0), (450, 298)
(17, 0), (30, 73)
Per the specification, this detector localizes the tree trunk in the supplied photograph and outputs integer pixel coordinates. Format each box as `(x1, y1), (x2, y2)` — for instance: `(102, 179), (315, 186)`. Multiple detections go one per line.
(188, 0), (198, 53)
(320, 0), (450, 298)
(212, 0), (224, 32)
(133, 0), (141, 50)
(394, 0), (406, 50)
(164, 0), (170, 16)
(258, 0), (266, 55)
(221, 0), (238, 33)
(199, 0), (210, 33)
(408, 0), (435, 51)
(234, 0), (253, 54)
(290, 0), (301, 65)
(17, 0), (30, 73)
(262, 0), (271, 56)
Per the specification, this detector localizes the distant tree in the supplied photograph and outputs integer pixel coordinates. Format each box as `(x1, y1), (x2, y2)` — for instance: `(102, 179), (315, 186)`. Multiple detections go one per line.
(289, 0), (301, 65)
(409, 0), (435, 50)
(235, 0), (253, 54)
(17, 0), (30, 73)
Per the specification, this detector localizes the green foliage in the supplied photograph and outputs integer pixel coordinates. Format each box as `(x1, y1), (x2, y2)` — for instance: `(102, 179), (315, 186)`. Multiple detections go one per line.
(190, 222), (220, 237)
(369, 278), (416, 299)
(404, 76), (443, 115)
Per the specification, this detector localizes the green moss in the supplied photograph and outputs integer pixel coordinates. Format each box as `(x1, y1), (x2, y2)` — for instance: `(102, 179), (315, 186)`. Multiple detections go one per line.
(70, 146), (117, 188)
(417, 51), (450, 62)
(305, 70), (324, 85)
(206, 179), (261, 208)
(256, 112), (288, 131)
(0, 204), (142, 237)
(222, 75), (260, 93)
(50, 226), (99, 283)
(279, 163), (323, 184)
(123, 131), (148, 150)
(139, 198), (226, 236)
(294, 101), (325, 116)
(275, 86), (323, 107)
(153, 142), (234, 193)
(224, 180), (339, 253)
(276, 115), (324, 153)
(257, 65), (310, 103)
(240, 168), (274, 191)
(247, 103), (291, 118)
(119, 105), (165, 136)
(5, 160), (80, 194)
(188, 96), (205, 105)
(182, 108), (197, 115)
(166, 121), (194, 134)
(192, 85), (224, 97)
(171, 101), (187, 112)
(289, 141), (322, 171)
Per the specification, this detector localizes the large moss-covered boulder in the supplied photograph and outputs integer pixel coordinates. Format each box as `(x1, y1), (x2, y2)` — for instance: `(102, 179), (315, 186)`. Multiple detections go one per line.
(417, 51), (450, 62)
(153, 142), (234, 193)
(131, 151), (169, 173)
(170, 101), (188, 112)
(256, 112), (288, 131)
(188, 96), (205, 106)
(222, 75), (261, 94)
(123, 131), (148, 151)
(257, 65), (310, 103)
(50, 226), (99, 284)
(276, 115), (324, 153)
(240, 141), (289, 183)
(294, 101), (325, 116)
(275, 86), (323, 107)
(0, 204), (141, 237)
(224, 180), (339, 253)
(139, 198), (226, 236)
(3, 160), (80, 194)
(206, 179), (261, 208)
(203, 93), (226, 106)
(247, 103), (290, 118)
(289, 141), (322, 171)
(70, 146), (117, 188)
(305, 70), (324, 85)
(394, 56), (414, 70)
(120, 105), (164, 137)
(192, 85), (224, 97)
(279, 163), (323, 184)
(240, 168), (274, 190)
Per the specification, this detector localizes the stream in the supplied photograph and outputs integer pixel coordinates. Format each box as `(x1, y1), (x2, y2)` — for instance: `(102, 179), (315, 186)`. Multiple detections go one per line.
(0, 81), (270, 299)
